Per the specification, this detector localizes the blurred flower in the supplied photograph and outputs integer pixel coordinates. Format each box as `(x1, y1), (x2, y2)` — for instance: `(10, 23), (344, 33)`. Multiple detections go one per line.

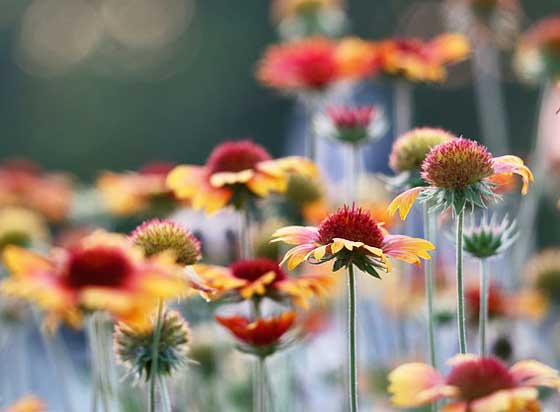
(284, 172), (324, 210)
(526, 248), (560, 306)
(216, 312), (297, 357)
(195, 258), (333, 309)
(315, 105), (387, 145)
(114, 309), (190, 381)
(272, 204), (433, 277)
(0, 159), (73, 222)
(272, 0), (341, 22)
(97, 162), (176, 217)
(515, 15), (560, 83)
(334, 37), (380, 79)
(1, 230), (193, 330)
(130, 219), (201, 266)
(377, 33), (470, 82)
(0, 207), (49, 251)
(389, 354), (560, 411)
(4, 395), (46, 412)
(167, 140), (317, 213)
(252, 218), (290, 260)
(388, 138), (534, 219)
(462, 214), (517, 259)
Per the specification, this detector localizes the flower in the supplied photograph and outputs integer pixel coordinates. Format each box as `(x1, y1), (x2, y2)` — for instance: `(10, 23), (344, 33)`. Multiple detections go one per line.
(114, 309), (191, 381)
(0, 207), (49, 251)
(388, 138), (534, 219)
(4, 395), (46, 412)
(272, 0), (342, 21)
(0, 159), (73, 222)
(334, 37), (380, 79)
(130, 219), (201, 266)
(315, 105), (387, 145)
(284, 172), (324, 209)
(97, 162), (176, 217)
(195, 258), (333, 309)
(462, 214), (518, 259)
(166, 140), (317, 213)
(271, 204), (434, 277)
(0, 230), (192, 330)
(389, 355), (560, 411)
(377, 33), (470, 82)
(256, 37), (341, 92)
(216, 312), (297, 357)
(526, 248), (560, 305)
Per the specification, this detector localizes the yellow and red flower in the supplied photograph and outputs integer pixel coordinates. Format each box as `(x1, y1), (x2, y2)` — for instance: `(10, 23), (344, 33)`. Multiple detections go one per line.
(97, 162), (176, 217)
(388, 138), (534, 219)
(315, 105), (386, 145)
(334, 37), (380, 79)
(389, 354), (560, 412)
(377, 33), (470, 82)
(1, 230), (194, 330)
(166, 140), (317, 213)
(0, 159), (73, 222)
(4, 395), (46, 412)
(195, 258), (333, 309)
(271, 0), (342, 23)
(271, 204), (434, 277)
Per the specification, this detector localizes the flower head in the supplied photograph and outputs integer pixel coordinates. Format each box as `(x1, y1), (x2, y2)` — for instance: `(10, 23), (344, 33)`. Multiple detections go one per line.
(462, 214), (517, 259)
(315, 105), (386, 145)
(389, 354), (560, 411)
(284, 173), (323, 208)
(388, 138), (534, 219)
(167, 140), (317, 213)
(114, 309), (191, 381)
(130, 219), (201, 266)
(0, 207), (49, 251)
(4, 395), (46, 412)
(216, 312), (297, 357)
(272, 204), (434, 277)
(0, 230), (193, 330)
(195, 258), (333, 309)
(527, 248), (560, 305)
(334, 37), (380, 79)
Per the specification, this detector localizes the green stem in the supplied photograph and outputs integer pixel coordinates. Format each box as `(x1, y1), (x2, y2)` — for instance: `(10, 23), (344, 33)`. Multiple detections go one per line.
(479, 259), (489, 357)
(150, 301), (165, 412)
(253, 356), (268, 412)
(422, 204), (437, 367)
(158, 375), (172, 412)
(239, 202), (252, 260)
(456, 210), (467, 354)
(347, 264), (358, 412)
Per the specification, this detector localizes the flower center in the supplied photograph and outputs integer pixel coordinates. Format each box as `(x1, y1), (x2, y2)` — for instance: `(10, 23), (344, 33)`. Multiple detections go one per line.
(230, 258), (287, 283)
(327, 106), (375, 131)
(138, 162), (176, 176)
(205, 140), (272, 175)
(317, 204), (384, 247)
(446, 357), (515, 401)
(421, 138), (495, 190)
(64, 247), (133, 289)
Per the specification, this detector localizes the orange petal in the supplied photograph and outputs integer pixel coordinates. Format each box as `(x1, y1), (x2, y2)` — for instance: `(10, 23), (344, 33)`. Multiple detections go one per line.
(388, 362), (445, 407)
(387, 187), (423, 220)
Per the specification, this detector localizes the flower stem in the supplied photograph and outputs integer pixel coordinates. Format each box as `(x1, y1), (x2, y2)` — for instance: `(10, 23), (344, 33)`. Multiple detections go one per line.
(149, 301), (165, 412)
(254, 356), (267, 412)
(347, 264), (358, 412)
(394, 81), (413, 137)
(422, 204), (437, 367)
(239, 202), (252, 260)
(158, 375), (172, 412)
(479, 258), (489, 357)
(456, 210), (467, 354)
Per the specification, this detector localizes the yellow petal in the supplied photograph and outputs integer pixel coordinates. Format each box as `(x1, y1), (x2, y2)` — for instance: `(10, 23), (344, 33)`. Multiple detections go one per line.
(2, 245), (51, 278)
(387, 187), (423, 221)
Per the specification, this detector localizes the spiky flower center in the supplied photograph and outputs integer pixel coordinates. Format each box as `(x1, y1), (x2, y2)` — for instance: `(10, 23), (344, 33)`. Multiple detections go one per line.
(327, 106), (375, 130)
(317, 204), (384, 247)
(131, 219), (201, 266)
(64, 247), (132, 289)
(230, 258), (287, 283)
(285, 173), (322, 207)
(421, 138), (495, 190)
(389, 128), (456, 172)
(446, 357), (515, 401)
(205, 140), (271, 175)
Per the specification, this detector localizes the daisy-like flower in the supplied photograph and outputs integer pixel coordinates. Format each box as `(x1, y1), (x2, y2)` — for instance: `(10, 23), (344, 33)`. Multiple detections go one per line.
(0, 230), (193, 330)
(334, 37), (380, 79)
(271, 204), (434, 277)
(462, 214), (518, 259)
(388, 354), (560, 412)
(0, 159), (73, 222)
(377, 33), (470, 82)
(195, 258), (333, 309)
(315, 105), (387, 145)
(4, 395), (46, 412)
(526, 248), (560, 306)
(97, 162), (176, 217)
(216, 312), (297, 357)
(166, 140), (317, 213)
(388, 138), (534, 219)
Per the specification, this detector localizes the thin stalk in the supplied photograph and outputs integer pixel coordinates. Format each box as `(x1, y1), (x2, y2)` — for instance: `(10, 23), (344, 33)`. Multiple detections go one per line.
(456, 210), (467, 354)
(344, 144), (360, 203)
(394, 81), (413, 137)
(347, 264), (358, 412)
(479, 259), (489, 356)
(254, 357), (267, 412)
(422, 204), (437, 368)
(239, 203), (252, 260)
(158, 375), (172, 412)
(303, 97), (318, 162)
(149, 301), (165, 412)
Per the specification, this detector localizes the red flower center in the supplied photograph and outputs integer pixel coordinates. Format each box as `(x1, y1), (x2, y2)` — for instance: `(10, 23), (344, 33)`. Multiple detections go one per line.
(64, 247), (133, 290)
(205, 140), (272, 175)
(317, 204), (384, 247)
(446, 357), (515, 401)
(421, 138), (495, 190)
(327, 106), (375, 130)
(230, 258), (287, 283)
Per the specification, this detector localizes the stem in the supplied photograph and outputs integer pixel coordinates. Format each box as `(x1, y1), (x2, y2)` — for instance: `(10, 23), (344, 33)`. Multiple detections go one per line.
(456, 210), (467, 354)
(422, 204), (437, 368)
(347, 264), (358, 412)
(150, 301), (165, 412)
(239, 203), (252, 260)
(394, 81), (413, 137)
(479, 259), (489, 357)
(304, 98), (318, 162)
(254, 357), (267, 412)
(345, 144), (360, 203)
(158, 375), (172, 412)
